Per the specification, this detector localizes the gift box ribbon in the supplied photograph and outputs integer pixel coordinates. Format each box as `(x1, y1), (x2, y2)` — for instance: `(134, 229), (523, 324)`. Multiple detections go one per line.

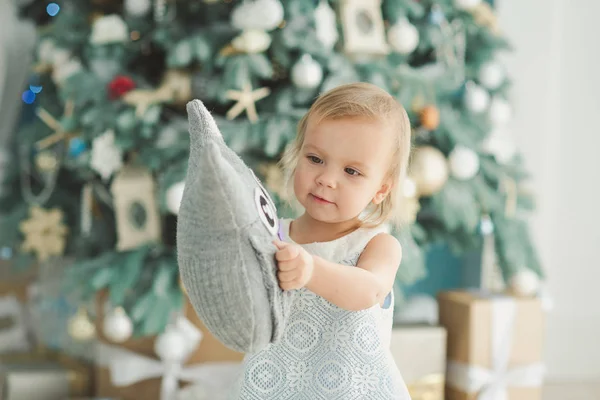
(97, 315), (242, 400)
(446, 297), (545, 400)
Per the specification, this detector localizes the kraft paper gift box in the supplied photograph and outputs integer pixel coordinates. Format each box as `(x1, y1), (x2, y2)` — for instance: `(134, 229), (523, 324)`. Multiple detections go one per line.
(389, 324), (447, 400)
(94, 295), (244, 400)
(0, 349), (93, 400)
(438, 291), (545, 400)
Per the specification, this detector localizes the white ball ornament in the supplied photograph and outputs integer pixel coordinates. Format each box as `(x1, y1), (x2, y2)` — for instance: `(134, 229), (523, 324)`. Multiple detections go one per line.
(510, 269), (540, 297)
(448, 145), (480, 180)
(403, 177), (417, 198)
(482, 128), (517, 164)
(464, 82), (490, 113)
(51, 48), (71, 68)
(38, 39), (57, 64)
(125, 0), (152, 17)
(154, 328), (188, 362)
(489, 97), (512, 126)
(166, 181), (185, 215)
(291, 54), (323, 89)
(103, 307), (134, 343)
(479, 61), (505, 90)
(454, 0), (482, 11)
(259, 0), (285, 30)
(231, 0), (284, 31)
(387, 18), (419, 55)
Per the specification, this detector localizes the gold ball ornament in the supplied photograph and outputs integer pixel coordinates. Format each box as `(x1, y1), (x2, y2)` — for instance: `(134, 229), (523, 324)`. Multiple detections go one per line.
(399, 197), (421, 225)
(409, 146), (449, 197)
(398, 177), (420, 225)
(420, 106), (440, 130)
(35, 151), (59, 172)
(68, 307), (96, 341)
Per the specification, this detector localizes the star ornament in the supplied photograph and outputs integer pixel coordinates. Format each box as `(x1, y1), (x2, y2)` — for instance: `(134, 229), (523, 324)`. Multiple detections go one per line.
(20, 206), (68, 262)
(36, 99), (79, 150)
(225, 83), (270, 123)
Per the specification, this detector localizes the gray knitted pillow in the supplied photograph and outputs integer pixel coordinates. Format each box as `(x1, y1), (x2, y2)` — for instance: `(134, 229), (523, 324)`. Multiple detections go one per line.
(177, 99), (293, 354)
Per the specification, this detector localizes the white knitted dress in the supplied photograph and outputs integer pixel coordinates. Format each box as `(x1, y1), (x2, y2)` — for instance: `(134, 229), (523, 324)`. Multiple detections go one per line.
(228, 218), (411, 400)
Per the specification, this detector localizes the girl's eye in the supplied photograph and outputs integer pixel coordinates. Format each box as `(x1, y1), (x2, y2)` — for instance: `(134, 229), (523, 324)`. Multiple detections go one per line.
(308, 155), (322, 164)
(345, 168), (360, 176)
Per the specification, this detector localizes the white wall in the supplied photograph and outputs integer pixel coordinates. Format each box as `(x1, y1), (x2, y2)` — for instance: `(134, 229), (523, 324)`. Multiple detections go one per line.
(498, 0), (600, 382)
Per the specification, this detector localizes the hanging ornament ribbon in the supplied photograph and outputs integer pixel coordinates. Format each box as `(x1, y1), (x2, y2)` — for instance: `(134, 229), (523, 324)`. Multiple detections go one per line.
(429, 5), (467, 90)
(154, 0), (176, 23)
(479, 214), (503, 292)
(446, 297), (545, 399)
(80, 184), (93, 236)
(97, 315), (242, 400)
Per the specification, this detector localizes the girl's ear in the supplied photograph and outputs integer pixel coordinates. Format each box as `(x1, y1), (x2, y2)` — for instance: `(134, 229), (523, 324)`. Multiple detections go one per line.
(372, 179), (393, 205)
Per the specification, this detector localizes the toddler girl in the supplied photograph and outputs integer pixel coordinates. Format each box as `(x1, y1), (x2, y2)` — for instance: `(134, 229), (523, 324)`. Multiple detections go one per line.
(229, 82), (412, 399)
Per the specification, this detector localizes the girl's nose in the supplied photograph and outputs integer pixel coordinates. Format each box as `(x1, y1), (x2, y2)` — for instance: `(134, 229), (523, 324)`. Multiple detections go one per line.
(316, 170), (336, 189)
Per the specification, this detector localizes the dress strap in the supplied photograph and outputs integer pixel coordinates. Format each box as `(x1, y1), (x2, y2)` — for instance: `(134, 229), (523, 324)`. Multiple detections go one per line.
(279, 218), (390, 264)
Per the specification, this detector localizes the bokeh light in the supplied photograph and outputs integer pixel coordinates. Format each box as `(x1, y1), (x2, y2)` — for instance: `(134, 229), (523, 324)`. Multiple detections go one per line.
(22, 90), (36, 104)
(47, 3), (60, 17)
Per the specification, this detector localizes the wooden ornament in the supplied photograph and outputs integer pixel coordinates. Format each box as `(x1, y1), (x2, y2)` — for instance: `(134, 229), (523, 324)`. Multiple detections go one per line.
(123, 69), (191, 117)
(35, 99), (79, 150)
(110, 165), (162, 251)
(162, 69), (192, 105)
(471, 2), (500, 35)
(19, 206), (68, 262)
(339, 0), (389, 56)
(420, 105), (440, 130)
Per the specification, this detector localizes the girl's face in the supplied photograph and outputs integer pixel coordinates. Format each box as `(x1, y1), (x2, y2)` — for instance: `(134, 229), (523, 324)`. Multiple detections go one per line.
(293, 116), (395, 225)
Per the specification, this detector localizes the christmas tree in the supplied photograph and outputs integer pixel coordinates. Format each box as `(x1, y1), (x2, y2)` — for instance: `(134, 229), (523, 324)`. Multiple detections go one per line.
(1, 0), (543, 337)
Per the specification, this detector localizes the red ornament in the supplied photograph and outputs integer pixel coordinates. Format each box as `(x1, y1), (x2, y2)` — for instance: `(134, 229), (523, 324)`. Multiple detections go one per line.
(108, 76), (136, 100)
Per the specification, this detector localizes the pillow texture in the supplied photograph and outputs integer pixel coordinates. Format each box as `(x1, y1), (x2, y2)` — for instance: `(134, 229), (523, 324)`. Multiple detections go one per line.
(177, 99), (293, 353)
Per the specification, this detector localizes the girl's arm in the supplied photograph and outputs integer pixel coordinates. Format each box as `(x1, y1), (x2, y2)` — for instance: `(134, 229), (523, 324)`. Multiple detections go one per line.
(305, 233), (402, 311)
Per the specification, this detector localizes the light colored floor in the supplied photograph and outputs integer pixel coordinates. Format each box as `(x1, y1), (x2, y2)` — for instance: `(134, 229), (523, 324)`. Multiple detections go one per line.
(543, 382), (600, 400)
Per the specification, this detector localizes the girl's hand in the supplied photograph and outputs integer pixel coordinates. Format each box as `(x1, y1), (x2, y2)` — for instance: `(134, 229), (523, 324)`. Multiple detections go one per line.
(272, 239), (314, 291)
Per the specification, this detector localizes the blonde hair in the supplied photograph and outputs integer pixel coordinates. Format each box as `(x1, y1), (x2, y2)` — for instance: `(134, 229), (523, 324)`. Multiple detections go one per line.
(279, 82), (412, 229)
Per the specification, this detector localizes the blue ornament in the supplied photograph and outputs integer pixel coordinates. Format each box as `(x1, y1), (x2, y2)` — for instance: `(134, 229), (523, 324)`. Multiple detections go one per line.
(22, 90), (36, 104)
(429, 7), (445, 25)
(69, 137), (87, 157)
(30, 85), (43, 94)
(47, 3), (60, 17)
(0, 247), (13, 260)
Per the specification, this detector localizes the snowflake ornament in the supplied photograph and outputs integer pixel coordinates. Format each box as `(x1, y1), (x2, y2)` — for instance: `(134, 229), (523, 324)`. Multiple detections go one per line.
(90, 129), (123, 180)
(20, 206), (68, 262)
